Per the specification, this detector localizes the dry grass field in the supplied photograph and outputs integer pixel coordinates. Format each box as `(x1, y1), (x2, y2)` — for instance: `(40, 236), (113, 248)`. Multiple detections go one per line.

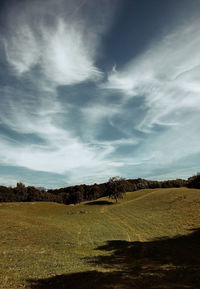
(0, 187), (200, 288)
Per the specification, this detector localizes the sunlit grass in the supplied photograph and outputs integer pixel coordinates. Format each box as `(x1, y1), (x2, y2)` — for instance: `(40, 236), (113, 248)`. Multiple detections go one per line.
(0, 187), (200, 288)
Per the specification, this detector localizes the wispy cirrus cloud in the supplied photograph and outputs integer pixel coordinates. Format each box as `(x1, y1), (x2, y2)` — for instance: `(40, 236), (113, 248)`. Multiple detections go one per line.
(0, 85), (119, 175)
(0, 0), (123, 186)
(105, 19), (200, 130)
(2, 0), (114, 86)
(0, 0), (200, 187)
(103, 17), (200, 169)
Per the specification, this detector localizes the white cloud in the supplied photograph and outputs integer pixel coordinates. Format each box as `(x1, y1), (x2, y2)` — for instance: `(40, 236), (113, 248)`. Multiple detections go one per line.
(0, 85), (124, 177)
(106, 21), (200, 122)
(40, 18), (102, 85)
(104, 18), (200, 167)
(0, 0), (125, 185)
(1, 1), (200, 185)
(2, 0), (111, 85)
(105, 20), (200, 131)
(3, 25), (39, 74)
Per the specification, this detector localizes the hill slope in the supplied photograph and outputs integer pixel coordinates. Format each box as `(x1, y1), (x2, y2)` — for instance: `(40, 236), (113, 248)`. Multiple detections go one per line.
(0, 187), (200, 288)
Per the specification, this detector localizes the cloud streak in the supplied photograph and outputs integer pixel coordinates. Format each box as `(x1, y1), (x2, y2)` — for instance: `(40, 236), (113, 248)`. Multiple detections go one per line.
(105, 19), (200, 128)
(0, 1), (200, 186)
(2, 0), (112, 85)
(103, 17), (200, 170)
(0, 0), (123, 186)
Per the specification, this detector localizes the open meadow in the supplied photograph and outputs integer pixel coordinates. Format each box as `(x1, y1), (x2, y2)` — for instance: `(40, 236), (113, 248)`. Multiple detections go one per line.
(1, 187), (200, 288)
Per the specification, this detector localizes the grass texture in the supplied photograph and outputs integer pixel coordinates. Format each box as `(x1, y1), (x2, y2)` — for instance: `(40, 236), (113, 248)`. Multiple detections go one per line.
(0, 187), (200, 288)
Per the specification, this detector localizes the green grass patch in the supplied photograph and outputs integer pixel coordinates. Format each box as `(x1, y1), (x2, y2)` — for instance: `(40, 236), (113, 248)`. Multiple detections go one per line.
(0, 187), (200, 288)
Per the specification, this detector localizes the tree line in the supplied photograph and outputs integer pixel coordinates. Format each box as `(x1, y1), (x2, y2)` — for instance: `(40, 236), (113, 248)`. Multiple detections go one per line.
(0, 174), (199, 205)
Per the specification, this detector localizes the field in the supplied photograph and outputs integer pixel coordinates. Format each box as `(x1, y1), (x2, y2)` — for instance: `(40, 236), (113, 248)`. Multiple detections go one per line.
(0, 187), (200, 288)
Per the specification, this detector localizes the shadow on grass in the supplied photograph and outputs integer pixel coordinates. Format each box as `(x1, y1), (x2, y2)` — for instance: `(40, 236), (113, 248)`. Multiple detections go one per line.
(84, 200), (114, 206)
(27, 228), (200, 289)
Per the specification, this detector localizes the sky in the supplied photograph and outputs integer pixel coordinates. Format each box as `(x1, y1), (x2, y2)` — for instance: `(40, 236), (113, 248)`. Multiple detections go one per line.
(0, 0), (200, 188)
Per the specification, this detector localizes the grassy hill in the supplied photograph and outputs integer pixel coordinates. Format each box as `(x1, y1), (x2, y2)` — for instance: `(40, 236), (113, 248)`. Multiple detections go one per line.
(0, 187), (200, 288)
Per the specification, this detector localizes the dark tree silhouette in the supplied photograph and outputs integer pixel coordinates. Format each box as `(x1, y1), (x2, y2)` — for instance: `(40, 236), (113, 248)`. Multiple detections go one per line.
(14, 182), (27, 201)
(187, 172), (200, 189)
(106, 177), (127, 202)
(0, 176), (189, 205)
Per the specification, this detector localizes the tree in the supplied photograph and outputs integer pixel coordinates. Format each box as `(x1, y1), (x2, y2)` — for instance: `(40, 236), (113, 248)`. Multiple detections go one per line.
(73, 190), (83, 204)
(106, 177), (127, 203)
(14, 182), (27, 201)
(187, 172), (200, 189)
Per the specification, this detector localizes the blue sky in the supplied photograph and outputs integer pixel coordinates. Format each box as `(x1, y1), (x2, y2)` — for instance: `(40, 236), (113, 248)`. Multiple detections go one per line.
(0, 0), (200, 188)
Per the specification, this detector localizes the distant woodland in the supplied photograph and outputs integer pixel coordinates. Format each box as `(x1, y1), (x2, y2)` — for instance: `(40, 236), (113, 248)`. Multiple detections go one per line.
(0, 174), (199, 205)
